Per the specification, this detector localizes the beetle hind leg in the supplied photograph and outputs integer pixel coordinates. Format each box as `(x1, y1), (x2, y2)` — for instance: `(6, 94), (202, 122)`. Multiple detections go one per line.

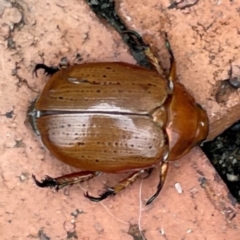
(84, 170), (144, 202)
(32, 171), (99, 191)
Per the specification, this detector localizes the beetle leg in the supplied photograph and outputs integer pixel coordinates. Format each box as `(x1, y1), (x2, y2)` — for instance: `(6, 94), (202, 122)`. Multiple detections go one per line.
(33, 57), (70, 77)
(144, 47), (165, 76)
(32, 171), (99, 190)
(146, 161), (169, 205)
(33, 64), (59, 77)
(164, 33), (177, 86)
(123, 30), (165, 76)
(122, 30), (148, 51)
(84, 171), (144, 202)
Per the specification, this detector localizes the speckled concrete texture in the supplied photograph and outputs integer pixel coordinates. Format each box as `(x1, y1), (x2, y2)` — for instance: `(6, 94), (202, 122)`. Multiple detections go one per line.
(0, 0), (240, 239)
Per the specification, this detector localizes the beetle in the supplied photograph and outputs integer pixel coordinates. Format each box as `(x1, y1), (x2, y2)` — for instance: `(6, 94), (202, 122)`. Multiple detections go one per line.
(29, 31), (209, 205)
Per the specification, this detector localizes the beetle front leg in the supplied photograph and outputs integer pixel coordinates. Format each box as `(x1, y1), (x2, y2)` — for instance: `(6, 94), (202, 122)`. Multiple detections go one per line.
(165, 34), (177, 86)
(84, 170), (145, 202)
(122, 30), (164, 76)
(146, 161), (169, 205)
(32, 171), (99, 190)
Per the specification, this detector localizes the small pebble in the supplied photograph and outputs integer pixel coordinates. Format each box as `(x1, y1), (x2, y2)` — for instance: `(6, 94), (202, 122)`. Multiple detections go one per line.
(226, 173), (239, 182)
(175, 182), (183, 194)
(2, 7), (22, 24)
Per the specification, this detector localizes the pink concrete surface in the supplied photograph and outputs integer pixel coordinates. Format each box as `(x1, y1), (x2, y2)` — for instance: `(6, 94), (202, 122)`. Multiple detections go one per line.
(0, 0), (240, 239)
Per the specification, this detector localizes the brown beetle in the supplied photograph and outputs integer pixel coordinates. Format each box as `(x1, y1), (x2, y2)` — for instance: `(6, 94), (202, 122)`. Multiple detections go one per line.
(29, 32), (209, 204)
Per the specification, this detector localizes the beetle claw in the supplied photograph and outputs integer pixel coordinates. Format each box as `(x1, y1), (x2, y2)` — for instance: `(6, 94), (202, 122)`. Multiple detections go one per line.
(33, 64), (59, 77)
(84, 189), (115, 202)
(32, 174), (59, 189)
(164, 33), (174, 65)
(122, 30), (149, 52)
(146, 189), (161, 205)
